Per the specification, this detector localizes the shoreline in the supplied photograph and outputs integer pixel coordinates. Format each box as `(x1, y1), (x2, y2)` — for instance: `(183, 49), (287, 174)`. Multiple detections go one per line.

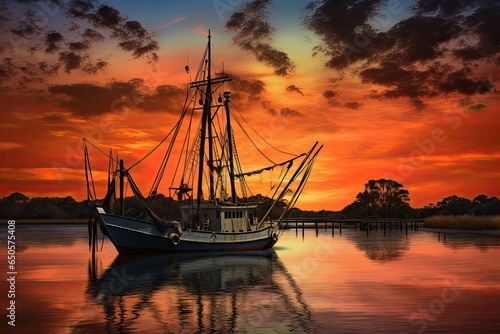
(419, 227), (500, 236)
(2, 220), (500, 235)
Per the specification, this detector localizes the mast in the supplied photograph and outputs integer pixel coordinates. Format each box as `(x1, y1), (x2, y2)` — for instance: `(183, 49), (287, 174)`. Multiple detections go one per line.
(206, 32), (215, 200)
(224, 91), (237, 203)
(119, 159), (124, 216)
(196, 31), (214, 216)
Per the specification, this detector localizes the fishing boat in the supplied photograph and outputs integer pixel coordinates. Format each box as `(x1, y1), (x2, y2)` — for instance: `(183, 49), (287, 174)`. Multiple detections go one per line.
(85, 32), (321, 254)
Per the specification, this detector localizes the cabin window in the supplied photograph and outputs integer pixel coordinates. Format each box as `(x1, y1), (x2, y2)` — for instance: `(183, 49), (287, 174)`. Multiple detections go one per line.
(216, 211), (220, 219)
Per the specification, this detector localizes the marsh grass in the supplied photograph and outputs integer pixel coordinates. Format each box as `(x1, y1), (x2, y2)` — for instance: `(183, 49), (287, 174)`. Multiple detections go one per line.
(424, 215), (500, 230)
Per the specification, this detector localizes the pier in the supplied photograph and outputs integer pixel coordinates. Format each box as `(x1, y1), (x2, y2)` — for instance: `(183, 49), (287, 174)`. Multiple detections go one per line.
(280, 217), (424, 237)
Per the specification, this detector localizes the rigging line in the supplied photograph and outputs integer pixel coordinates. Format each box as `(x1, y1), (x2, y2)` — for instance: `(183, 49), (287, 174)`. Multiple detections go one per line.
(149, 81), (195, 195)
(262, 159), (293, 212)
(231, 110), (276, 164)
(277, 163), (318, 238)
(257, 141), (319, 228)
(230, 101), (298, 157)
(84, 142), (98, 201)
(129, 105), (187, 172)
(278, 147), (321, 228)
(84, 142), (93, 202)
(195, 43), (208, 83)
(84, 138), (117, 164)
(234, 153), (306, 177)
(171, 96), (197, 189)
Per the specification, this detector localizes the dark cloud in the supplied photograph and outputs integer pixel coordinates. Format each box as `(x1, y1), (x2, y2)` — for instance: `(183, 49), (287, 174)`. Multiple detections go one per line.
(48, 79), (186, 117)
(66, 0), (95, 20)
(82, 28), (104, 42)
(115, 20), (159, 58)
(10, 9), (43, 38)
(261, 100), (277, 115)
(286, 85), (304, 95)
(322, 89), (341, 107)
(81, 59), (108, 74)
(225, 72), (266, 103)
(410, 99), (426, 112)
(45, 31), (64, 54)
(68, 41), (89, 52)
(467, 103), (487, 112)
(344, 101), (362, 110)
(280, 107), (303, 117)
(0, 58), (17, 84)
(302, 0), (385, 69)
(88, 5), (123, 28)
(49, 80), (142, 117)
(225, 0), (295, 77)
(0, 0), (159, 90)
(360, 62), (494, 101)
(138, 84), (186, 113)
(322, 89), (338, 100)
(302, 0), (500, 110)
(58, 51), (84, 73)
(38, 61), (60, 76)
(41, 112), (69, 123)
(0, 4), (10, 29)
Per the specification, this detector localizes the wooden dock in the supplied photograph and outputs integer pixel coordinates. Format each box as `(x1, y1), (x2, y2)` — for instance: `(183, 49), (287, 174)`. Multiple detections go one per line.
(280, 217), (424, 236)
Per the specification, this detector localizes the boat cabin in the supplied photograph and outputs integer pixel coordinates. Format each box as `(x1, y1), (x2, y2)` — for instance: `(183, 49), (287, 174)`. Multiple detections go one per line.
(180, 203), (258, 232)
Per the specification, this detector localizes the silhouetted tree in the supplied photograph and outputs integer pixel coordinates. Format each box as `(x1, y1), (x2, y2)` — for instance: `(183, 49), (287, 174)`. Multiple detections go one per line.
(437, 195), (472, 215)
(342, 179), (412, 218)
(0, 192), (30, 218)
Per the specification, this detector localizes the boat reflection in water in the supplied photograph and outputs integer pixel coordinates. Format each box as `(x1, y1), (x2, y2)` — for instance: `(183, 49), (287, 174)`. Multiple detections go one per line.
(86, 251), (316, 333)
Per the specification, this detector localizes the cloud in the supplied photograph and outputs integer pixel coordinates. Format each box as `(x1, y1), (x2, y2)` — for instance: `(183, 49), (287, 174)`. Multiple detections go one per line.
(10, 8), (44, 38)
(322, 90), (338, 100)
(81, 28), (105, 42)
(344, 101), (362, 110)
(302, 0), (500, 109)
(48, 79), (187, 116)
(139, 84), (186, 113)
(280, 107), (303, 117)
(87, 4), (124, 28)
(225, 72), (266, 104)
(0, 58), (17, 84)
(0, 1), (159, 90)
(158, 16), (188, 29)
(48, 80), (143, 117)
(58, 51), (84, 73)
(467, 103), (487, 112)
(45, 31), (64, 54)
(115, 20), (159, 58)
(322, 89), (342, 106)
(286, 85), (304, 95)
(225, 0), (295, 77)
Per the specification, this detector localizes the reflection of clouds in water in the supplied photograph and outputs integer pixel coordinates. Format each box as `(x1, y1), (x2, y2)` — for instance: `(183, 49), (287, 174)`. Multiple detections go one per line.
(86, 252), (317, 333)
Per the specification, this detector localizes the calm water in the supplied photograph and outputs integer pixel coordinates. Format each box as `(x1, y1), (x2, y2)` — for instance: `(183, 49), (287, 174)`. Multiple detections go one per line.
(1, 224), (500, 333)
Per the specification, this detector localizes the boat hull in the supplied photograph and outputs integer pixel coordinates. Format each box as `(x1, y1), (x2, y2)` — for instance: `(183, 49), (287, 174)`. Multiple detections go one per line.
(98, 212), (277, 255)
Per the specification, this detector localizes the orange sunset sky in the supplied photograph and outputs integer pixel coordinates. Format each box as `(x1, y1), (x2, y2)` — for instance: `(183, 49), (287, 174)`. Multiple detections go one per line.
(0, 0), (499, 211)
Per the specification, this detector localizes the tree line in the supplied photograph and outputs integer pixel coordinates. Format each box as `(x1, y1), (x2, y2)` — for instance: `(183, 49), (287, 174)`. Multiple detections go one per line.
(1, 179), (499, 220)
